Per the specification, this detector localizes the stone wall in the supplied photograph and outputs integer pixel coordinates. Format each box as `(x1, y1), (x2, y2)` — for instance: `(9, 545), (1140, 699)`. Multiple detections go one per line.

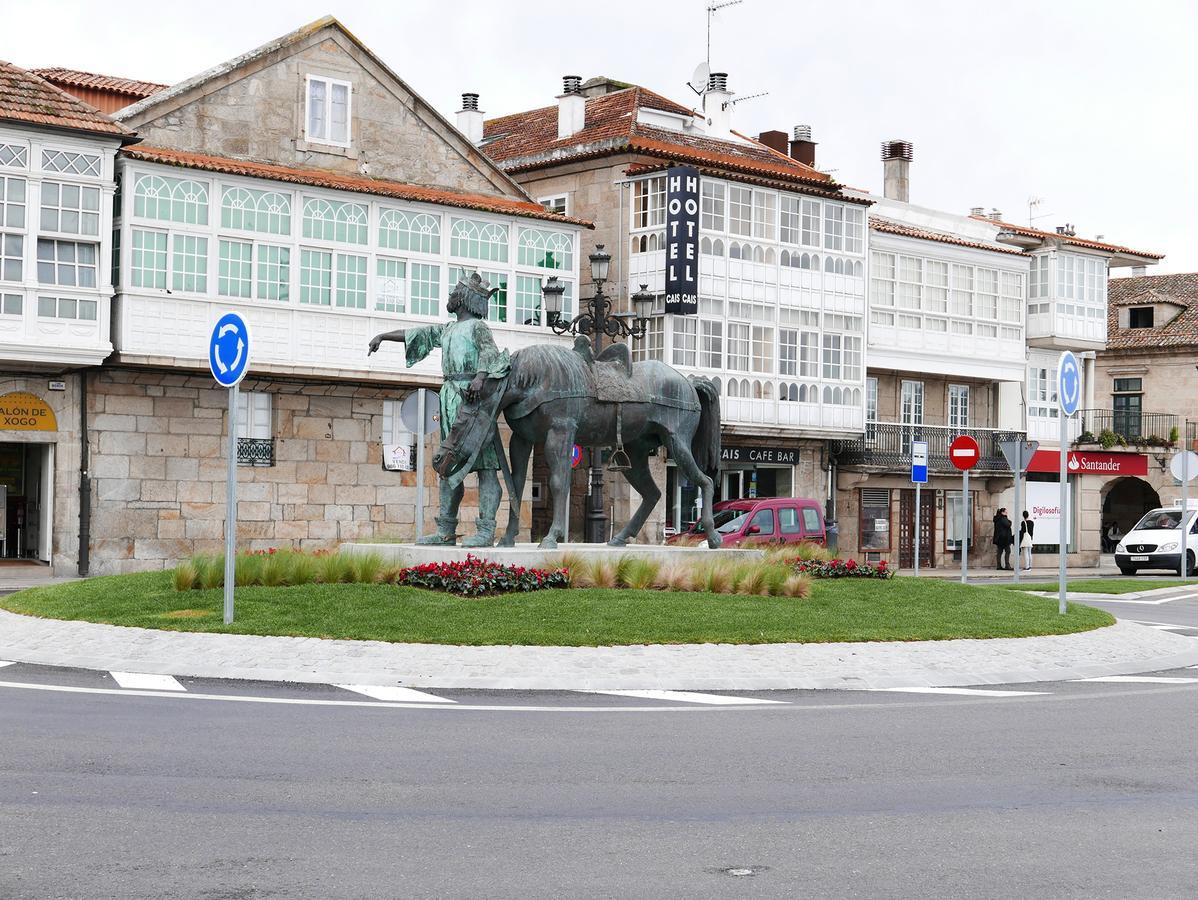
(87, 367), (531, 574)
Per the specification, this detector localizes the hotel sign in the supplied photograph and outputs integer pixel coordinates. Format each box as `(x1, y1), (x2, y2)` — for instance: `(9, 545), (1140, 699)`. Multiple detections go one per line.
(664, 165), (700, 315)
(0, 392), (57, 431)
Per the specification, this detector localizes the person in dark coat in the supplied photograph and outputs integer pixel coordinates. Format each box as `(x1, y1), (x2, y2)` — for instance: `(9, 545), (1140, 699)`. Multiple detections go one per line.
(992, 508), (1014, 570)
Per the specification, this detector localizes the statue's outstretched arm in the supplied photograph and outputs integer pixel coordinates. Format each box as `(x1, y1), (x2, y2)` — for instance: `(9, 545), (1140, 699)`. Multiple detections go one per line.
(367, 329), (406, 355)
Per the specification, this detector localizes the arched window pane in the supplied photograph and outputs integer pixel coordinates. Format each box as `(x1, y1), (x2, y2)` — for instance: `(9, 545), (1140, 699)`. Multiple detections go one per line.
(221, 187), (291, 235)
(133, 174), (208, 225)
(379, 209), (440, 254)
(302, 197), (368, 244)
(451, 218), (509, 262)
(518, 227), (573, 270)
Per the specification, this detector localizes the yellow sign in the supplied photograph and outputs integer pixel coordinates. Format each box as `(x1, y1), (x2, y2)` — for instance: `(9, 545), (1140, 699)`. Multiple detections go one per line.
(0, 391), (58, 432)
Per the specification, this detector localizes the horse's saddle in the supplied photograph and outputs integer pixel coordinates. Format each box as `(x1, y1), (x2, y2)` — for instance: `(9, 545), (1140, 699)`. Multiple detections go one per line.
(573, 338), (646, 404)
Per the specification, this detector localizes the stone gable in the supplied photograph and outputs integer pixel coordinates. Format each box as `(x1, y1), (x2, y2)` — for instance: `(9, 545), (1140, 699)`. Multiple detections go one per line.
(121, 29), (518, 199)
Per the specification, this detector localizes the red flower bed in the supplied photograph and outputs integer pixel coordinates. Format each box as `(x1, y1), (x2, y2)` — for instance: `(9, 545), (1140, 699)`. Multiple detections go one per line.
(791, 557), (893, 579)
(396, 554), (569, 597)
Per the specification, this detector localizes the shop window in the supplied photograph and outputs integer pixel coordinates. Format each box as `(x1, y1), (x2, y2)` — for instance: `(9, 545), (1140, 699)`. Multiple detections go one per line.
(860, 488), (891, 551)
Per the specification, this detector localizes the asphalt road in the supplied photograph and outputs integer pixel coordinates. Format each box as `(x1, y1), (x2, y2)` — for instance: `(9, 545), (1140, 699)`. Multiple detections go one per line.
(3, 590), (1198, 899)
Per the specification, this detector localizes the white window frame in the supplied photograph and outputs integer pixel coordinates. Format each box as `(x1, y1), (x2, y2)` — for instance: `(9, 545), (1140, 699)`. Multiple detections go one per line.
(949, 384), (970, 430)
(305, 74), (353, 149)
(538, 194), (569, 216)
(236, 391), (273, 440)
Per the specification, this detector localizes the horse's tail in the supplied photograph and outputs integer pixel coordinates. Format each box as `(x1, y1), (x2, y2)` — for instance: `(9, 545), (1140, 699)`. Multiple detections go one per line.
(690, 377), (721, 475)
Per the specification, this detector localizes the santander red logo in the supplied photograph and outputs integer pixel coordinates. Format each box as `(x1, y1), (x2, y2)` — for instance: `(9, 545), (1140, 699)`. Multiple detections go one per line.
(1029, 450), (1145, 476)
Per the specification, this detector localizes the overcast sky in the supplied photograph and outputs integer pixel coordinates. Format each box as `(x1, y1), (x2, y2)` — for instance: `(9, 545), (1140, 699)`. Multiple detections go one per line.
(8, 0), (1194, 273)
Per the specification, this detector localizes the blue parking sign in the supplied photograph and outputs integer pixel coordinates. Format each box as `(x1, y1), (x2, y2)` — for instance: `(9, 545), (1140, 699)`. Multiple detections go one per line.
(911, 440), (929, 484)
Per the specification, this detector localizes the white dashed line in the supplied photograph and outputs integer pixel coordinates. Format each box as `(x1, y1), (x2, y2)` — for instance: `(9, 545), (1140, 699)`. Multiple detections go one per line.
(1074, 675), (1198, 684)
(109, 671), (186, 691)
(584, 689), (787, 705)
(876, 687), (1047, 697)
(334, 684), (456, 704)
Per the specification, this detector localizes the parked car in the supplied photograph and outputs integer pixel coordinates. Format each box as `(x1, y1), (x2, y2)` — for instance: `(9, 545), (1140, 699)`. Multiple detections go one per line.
(1114, 506), (1198, 575)
(668, 497), (826, 548)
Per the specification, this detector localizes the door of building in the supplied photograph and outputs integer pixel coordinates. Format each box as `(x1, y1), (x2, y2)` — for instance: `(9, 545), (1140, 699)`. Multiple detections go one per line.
(898, 487), (935, 569)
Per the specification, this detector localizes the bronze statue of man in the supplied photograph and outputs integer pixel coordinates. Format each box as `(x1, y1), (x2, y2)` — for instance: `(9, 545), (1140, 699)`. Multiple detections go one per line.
(368, 272), (510, 547)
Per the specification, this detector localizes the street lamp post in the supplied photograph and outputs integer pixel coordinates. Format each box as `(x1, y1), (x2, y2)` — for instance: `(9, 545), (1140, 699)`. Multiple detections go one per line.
(541, 245), (656, 543)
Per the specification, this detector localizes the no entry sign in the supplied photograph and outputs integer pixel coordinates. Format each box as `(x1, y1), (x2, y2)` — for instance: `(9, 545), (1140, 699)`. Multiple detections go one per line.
(949, 435), (981, 471)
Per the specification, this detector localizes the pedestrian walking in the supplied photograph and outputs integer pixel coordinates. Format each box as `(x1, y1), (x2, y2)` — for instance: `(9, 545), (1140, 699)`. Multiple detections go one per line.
(1019, 510), (1035, 571)
(992, 507), (1014, 570)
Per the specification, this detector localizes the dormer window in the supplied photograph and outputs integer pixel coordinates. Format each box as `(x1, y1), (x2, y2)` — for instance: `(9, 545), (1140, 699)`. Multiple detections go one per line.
(305, 75), (352, 148)
(1128, 306), (1154, 329)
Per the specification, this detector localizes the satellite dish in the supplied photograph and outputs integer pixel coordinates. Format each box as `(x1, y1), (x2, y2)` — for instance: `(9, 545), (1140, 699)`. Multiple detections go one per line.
(688, 62), (711, 95)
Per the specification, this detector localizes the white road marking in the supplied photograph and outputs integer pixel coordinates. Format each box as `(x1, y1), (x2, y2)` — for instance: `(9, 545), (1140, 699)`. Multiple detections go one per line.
(0, 680), (798, 712)
(1100, 594), (1198, 605)
(876, 687), (1047, 697)
(584, 689), (787, 705)
(1074, 675), (1198, 684)
(334, 684), (455, 704)
(109, 671), (185, 691)
(0, 661), (14, 669)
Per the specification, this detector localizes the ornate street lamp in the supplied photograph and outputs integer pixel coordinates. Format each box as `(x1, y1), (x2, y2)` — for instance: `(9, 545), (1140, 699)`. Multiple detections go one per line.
(541, 245), (656, 542)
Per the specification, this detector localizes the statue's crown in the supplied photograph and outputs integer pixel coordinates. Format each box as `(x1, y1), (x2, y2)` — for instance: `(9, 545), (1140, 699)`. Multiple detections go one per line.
(456, 271), (499, 299)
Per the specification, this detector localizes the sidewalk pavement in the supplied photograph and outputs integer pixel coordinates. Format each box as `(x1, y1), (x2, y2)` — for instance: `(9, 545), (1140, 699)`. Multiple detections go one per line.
(1, 609), (1195, 691)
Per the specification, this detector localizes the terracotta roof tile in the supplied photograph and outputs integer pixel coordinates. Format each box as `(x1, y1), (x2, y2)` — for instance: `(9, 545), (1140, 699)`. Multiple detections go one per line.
(973, 216), (1164, 260)
(0, 60), (131, 136)
(121, 145), (592, 228)
(31, 67), (168, 99)
(1107, 273), (1198, 350)
(870, 216), (1024, 255)
(482, 85), (833, 187)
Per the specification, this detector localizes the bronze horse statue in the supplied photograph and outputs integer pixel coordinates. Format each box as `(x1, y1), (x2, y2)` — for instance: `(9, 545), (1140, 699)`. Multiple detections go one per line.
(432, 342), (721, 549)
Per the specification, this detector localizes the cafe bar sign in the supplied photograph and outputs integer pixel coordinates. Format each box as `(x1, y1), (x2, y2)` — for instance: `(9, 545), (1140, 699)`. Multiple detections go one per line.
(0, 391), (58, 431)
(720, 446), (799, 466)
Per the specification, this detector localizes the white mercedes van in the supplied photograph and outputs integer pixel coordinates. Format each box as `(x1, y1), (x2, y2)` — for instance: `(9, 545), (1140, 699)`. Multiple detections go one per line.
(1114, 504), (1198, 576)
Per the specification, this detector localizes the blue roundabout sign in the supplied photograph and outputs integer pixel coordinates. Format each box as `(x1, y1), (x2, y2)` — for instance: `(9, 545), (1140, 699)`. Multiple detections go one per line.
(1057, 351), (1081, 416)
(208, 312), (252, 388)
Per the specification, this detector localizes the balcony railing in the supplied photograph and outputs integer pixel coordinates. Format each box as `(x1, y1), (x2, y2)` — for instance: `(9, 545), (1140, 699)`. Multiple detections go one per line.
(834, 422), (1025, 475)
(237, 437), (275, 467)
(1075, 409), (1178, 448)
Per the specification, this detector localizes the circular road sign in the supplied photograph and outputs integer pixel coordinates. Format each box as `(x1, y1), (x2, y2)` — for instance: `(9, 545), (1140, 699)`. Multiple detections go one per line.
(949, 434), (981, 471)
(208, 312), (252, 388)
(1169, 450), (1198, 483)
(1057, 351), (1081, 416)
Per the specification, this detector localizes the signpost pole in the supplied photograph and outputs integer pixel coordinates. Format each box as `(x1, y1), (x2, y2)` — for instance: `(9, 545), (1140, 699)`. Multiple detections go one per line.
(961, 467), (969, 584)
(1182, 423), (1190, 582)
(1013, 463), (1022, 586)
(914, 480), (921, 578)
(416, 388), (426, 542)
(1058, 412), (1069, 615)
(224, 384), (238, 625)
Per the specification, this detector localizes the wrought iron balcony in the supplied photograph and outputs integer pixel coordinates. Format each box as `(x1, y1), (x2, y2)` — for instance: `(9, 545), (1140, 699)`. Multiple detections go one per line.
(1075, 409), (1178, 448)
(237, 437), (275, 467)
(834, 422), (1025, 475)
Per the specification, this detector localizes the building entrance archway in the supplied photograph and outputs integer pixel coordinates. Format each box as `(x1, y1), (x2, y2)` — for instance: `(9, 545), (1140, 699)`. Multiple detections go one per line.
(1101, 477), (1161, 549)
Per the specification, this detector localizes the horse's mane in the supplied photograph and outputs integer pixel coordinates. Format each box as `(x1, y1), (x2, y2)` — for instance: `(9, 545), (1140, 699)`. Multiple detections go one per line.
(506, 343), (587, 392)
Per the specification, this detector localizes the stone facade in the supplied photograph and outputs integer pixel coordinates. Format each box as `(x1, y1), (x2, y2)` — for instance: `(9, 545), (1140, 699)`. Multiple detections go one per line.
(0, 374), (82, 570)
(121, 29), (515, 198)
(85, 367), (533, 574)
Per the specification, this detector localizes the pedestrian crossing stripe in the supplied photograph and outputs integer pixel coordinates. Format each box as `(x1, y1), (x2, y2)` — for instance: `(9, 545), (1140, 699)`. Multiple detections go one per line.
(583, 689), (787, 705)
(109, 671), (185, 691)
(334, 684), (455, 704)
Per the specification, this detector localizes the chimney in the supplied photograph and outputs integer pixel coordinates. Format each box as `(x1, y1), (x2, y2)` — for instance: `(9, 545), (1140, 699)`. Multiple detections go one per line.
(758, 130), (788, 155)
(989, 209), (1003, 222)
(1056, 223), (1076, 237)
(881, 140), (913, 202)
(557, 75), (585, 139)
(970, 206), (985, 217)
(789, 125), (817, 166)
(703, 72), (733, 135)
(1131, 265), (1147, 277)
(456, 92), (484, 144)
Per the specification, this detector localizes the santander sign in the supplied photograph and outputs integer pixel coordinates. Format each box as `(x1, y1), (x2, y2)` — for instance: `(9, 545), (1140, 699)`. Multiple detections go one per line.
(1027, 449), (1147, 476)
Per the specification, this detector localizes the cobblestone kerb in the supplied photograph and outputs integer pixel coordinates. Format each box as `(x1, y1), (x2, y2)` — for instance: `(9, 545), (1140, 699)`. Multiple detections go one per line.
(1, 612), (1195, 690)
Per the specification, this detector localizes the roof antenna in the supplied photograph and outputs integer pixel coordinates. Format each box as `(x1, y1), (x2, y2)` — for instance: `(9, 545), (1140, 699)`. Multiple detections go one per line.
(1028, 195), (1052, 226)
(695, 0), (743, 93)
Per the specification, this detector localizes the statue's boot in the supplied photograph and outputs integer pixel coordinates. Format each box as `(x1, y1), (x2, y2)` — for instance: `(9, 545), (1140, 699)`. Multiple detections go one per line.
(462, 517), (496, 548)
(462, 470), (501, 549)
(415, 515), (458, 546)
